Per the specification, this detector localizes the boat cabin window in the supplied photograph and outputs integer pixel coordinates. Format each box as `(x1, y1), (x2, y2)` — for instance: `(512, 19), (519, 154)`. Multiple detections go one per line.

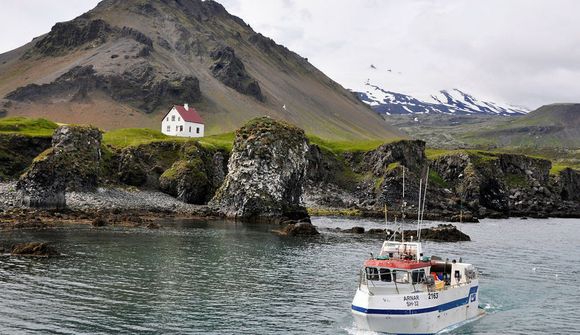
(379, 268), (392, 282)
(411, 269), (426, 284)
(392, 270), (410, 284)
(365, 267), (379, 281)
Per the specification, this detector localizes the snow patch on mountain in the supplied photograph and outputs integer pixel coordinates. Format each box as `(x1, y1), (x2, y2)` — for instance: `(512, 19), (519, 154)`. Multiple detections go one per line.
(356, 83), (529, 116)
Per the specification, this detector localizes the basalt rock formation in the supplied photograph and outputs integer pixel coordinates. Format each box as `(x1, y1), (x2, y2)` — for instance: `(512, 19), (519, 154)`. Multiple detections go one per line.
(17, 125), (102, 208)
(210, 117), (310, 222)
(6, 64), (201, 114)
(305, 140), (580, 220)
(209, 46), (264, 102)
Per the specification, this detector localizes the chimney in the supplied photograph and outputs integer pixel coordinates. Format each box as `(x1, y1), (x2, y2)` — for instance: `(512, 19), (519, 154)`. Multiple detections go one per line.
(184, 103), (189, 110)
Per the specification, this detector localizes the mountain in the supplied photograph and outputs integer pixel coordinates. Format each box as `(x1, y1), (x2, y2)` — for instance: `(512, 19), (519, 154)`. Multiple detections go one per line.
(462, 103), (580, 148)
(356, 83), (529, 116)
(0, 0), (401, 141)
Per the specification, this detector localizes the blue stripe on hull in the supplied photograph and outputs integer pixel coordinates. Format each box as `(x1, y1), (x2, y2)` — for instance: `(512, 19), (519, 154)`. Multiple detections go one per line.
(352, 286), (478, 315)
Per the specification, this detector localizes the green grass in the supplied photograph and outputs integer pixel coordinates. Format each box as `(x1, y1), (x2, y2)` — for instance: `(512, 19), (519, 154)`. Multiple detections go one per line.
(0, 117), (58, 137)
(198, 132), (235, 151)
(103, 128), (183, 148)
(103, 128), (235, 151)
(308, 135), (402, 154)
(429, 170), (449, 188)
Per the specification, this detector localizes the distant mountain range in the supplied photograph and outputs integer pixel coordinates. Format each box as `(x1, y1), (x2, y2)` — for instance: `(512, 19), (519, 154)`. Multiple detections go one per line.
(355, 83), (529, 116)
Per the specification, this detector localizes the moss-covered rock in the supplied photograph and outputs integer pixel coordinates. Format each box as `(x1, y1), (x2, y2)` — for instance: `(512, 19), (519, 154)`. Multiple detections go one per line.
(17, 125), (102, 208)
(210, 117), (309, 221)
(159, 159), (210, 204)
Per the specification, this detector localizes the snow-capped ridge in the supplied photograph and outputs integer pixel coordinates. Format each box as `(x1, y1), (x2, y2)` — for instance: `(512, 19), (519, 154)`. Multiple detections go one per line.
(356, 83), (529, 116)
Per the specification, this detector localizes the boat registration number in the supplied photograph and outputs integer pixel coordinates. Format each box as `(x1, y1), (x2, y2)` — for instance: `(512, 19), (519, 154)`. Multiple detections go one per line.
(428, 293), (439, 300)
(404, 295), (420, 307)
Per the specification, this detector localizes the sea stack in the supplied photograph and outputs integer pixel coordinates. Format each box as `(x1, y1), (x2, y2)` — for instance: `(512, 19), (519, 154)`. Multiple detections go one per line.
(210, 117), (310, 222)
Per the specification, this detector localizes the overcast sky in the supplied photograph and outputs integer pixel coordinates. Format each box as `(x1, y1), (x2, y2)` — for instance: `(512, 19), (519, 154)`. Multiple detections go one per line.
(1, 0), (579, 109)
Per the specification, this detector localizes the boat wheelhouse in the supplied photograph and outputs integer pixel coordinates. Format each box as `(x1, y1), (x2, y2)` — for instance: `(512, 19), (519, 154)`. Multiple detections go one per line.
(351, 240), (483, 334)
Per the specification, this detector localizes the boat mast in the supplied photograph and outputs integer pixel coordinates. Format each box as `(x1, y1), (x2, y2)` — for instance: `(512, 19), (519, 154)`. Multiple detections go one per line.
(401, 166), (406, 242)
(418, 166), (430, 241)
(417, 178), (422, 240)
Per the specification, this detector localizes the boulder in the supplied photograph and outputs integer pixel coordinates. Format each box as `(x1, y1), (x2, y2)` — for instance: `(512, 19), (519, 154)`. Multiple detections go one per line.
(11, 242), (59, 257)
(275, 222), (320, 236)
(17, 125), (102, 209)
(91, 216), (108, 227)
(342, 226), (365, 234)
(159, 159), (210, 204)
(209, 117), (310, 222)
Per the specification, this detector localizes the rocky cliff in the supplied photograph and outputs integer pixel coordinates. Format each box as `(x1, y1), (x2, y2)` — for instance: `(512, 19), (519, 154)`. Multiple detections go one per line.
(305, 142), (580, 220)
(210, 117), (310, 222)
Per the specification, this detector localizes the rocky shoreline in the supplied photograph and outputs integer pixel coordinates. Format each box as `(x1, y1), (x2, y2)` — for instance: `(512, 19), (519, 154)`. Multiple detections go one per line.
(1, 117), (578, 237)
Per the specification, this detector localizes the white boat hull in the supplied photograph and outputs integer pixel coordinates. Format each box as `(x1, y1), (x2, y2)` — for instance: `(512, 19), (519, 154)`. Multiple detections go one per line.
(352, 282), (480, 334)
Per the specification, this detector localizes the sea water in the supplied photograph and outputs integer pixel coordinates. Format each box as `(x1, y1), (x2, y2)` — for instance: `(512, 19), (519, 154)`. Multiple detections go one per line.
(1, 217), (579, 334)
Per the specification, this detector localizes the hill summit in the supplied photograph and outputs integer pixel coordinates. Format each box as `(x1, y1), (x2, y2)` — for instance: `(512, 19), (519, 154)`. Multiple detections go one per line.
(0, 0), (401, 140)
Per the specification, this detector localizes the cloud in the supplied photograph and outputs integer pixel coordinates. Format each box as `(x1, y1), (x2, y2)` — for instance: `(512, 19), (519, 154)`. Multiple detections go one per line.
(220, 0), (580, 108)
(1, 0), (578, 108)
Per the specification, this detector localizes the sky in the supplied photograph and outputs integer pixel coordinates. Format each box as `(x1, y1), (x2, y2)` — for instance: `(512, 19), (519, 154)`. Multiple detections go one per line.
(1, 0), (579, 109)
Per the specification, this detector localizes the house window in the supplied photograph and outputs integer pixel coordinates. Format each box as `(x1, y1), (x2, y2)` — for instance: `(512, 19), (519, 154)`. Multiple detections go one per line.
(180, 126), (183, 132)
(196, 127), (200, 134)
(189, 126), (192, 132)
(166, 125), (170, 132)
(171, 115), (175, 121)
(178, 117), (181, 121)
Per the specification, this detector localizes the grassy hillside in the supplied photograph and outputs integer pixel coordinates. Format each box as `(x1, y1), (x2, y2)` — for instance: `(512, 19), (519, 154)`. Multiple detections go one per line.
(461, 104), (580, 148)
(0, 117), (58, 137)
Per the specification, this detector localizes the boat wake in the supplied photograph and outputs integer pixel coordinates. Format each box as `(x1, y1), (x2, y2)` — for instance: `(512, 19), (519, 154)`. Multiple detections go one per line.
(437, 308), (486, 334)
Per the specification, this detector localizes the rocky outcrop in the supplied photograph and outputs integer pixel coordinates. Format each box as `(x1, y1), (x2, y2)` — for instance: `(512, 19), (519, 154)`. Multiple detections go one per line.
(6, 65), (201, 113)
(11, 242), (59, 257)
(29, 18), (154, 57)
(337, 225), (470, 242)
(357, 140), (427, 176)
(158, 142), (227, 204)
(32, 19), (113, 56)
(306, 141), (580, 220)
(114, 141), (227, 203)
(210, 117), (309, 222)
(555, 168), (580, 202)
(17, 125), (102, 208)
(209, 46), (264, 102)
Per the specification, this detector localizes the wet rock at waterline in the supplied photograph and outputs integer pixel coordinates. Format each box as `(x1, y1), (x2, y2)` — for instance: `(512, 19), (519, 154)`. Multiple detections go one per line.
(210, 117), (310, 222)
(10, 242), (60, 257)
(336, 224), (470, 242)
(274, 222), (320, 236)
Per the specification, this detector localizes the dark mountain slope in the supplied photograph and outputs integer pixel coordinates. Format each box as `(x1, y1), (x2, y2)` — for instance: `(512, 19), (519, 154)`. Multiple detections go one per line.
(0, 0), (401, 140)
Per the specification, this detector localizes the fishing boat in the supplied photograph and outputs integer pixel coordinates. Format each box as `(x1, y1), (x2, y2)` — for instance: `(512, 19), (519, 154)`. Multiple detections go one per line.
(351, 167), (484, 334)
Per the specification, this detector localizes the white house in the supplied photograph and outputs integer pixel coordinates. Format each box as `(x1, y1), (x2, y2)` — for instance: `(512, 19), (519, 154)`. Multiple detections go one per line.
(161, 104), (205, 138)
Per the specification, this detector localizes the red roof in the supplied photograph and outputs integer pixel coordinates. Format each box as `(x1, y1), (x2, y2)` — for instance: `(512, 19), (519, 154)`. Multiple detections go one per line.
(364, 259), (431, 270)
(173, 105), (204, 124)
